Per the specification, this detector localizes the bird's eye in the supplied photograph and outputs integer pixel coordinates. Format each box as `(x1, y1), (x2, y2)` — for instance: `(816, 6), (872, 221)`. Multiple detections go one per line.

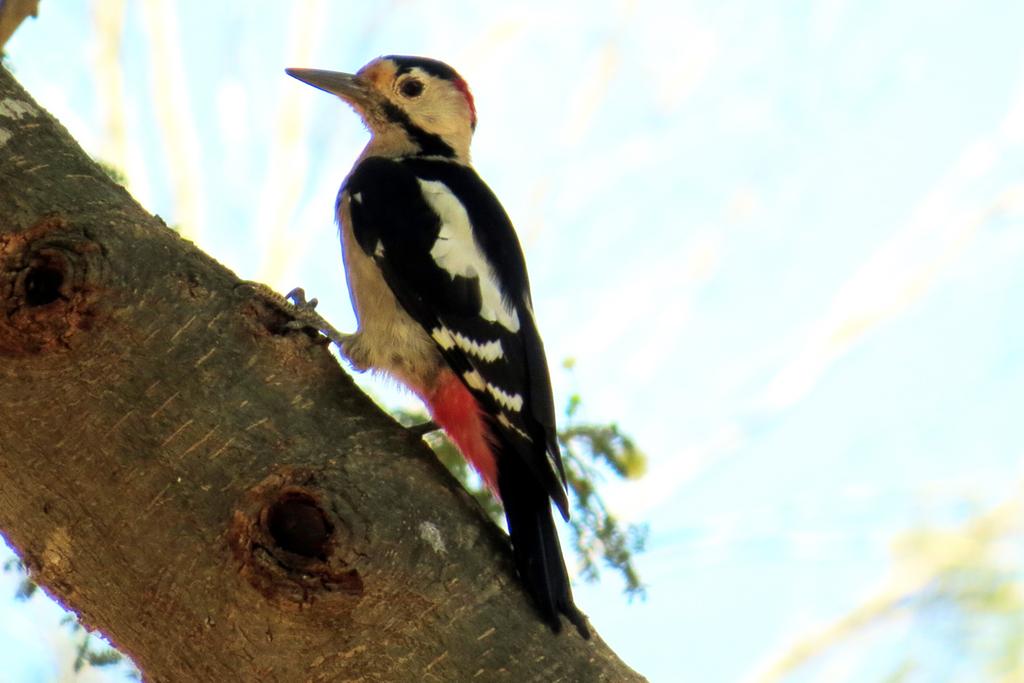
(399, 78), (424, 98)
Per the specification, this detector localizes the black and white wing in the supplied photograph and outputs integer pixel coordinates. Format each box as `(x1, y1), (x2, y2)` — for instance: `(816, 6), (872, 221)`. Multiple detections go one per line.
(341, 156), (569, 515)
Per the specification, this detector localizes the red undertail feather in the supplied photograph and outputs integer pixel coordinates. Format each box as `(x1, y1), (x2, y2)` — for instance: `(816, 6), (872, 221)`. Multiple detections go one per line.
(425, 370), (499, 493)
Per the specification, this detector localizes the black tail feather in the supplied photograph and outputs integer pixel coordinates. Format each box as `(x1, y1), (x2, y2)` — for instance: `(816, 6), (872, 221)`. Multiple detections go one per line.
(500, 460), (591, 639)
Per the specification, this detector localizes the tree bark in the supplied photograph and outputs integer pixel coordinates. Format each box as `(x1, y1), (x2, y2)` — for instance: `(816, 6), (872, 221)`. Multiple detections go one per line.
(0, 66), (646, 682)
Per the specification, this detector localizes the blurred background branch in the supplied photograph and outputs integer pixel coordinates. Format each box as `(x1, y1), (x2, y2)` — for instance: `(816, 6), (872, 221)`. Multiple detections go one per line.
(752, 490), (1024, 683)
(0, 0), (39, 54)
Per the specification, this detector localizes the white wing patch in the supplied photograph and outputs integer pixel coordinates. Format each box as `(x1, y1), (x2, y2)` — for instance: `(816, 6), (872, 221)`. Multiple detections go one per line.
(463, 369), (486, 390)
(432, 326), (455, 350)
(453, 331), (503, 362)
(465, 372), (523, 413)
(497, 412), (532, 441)
(486, 384), (523, 412)
(432, 326), (504, 362)
(417, 179), (521, 333)
(546, 449), (563, 483)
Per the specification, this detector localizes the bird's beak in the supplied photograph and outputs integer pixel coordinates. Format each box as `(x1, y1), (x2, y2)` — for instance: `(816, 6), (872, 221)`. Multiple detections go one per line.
(285, 68), (374, 109)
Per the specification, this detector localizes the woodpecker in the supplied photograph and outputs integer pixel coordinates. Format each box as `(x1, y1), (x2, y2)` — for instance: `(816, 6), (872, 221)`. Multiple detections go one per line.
(285, 56), (590, 638)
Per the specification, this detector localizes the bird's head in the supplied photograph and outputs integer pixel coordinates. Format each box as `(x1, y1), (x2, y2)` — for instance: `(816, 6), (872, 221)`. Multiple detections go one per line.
(287, 55), (477, 162)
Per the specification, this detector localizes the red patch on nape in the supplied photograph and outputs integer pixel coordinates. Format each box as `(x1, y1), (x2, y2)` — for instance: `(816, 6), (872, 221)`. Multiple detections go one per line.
(426, 370), (498, 493)
(452, 77), (477, 130)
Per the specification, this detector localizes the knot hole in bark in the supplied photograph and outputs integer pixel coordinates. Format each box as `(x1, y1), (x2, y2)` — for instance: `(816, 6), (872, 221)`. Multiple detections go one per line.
(266, 492), (333, 561)
(0, 215), (105, 355)
(230, 469), (364, 610)
(23, 257), (64, 306)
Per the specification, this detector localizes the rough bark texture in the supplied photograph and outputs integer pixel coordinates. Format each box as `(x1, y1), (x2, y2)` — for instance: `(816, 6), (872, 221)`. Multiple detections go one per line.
(0, 67), (646, 682)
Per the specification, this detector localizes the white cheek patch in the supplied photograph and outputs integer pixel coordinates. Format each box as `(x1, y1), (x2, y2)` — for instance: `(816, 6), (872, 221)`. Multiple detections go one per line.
(418, 179), (521, 333)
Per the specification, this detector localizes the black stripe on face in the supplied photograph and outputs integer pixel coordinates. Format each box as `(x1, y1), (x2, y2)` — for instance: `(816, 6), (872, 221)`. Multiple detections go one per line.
(380, 100), (455, 157)
(386, 55), (462, 82)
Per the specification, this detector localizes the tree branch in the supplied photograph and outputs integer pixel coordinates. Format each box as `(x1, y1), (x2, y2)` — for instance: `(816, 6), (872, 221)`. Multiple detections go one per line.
(0, 66), (644, 682)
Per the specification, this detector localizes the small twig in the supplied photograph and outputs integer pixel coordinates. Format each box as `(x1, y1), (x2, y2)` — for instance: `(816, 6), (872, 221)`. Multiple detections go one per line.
(406, 420), (440, 438)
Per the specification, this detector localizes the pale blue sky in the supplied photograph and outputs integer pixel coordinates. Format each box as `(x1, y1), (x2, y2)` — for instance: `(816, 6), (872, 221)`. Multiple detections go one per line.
(4, 2), (1024, 681)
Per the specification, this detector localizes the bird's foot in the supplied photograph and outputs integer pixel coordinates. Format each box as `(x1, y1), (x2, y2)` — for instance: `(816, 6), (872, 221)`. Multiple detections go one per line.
(281, 287), (352, 349)
(240, 282), (352, 349)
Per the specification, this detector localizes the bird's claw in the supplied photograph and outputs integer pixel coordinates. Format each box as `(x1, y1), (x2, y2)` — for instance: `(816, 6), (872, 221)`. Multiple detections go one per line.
(241, 281), (351, 350)
(285, 287), (319, 311)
